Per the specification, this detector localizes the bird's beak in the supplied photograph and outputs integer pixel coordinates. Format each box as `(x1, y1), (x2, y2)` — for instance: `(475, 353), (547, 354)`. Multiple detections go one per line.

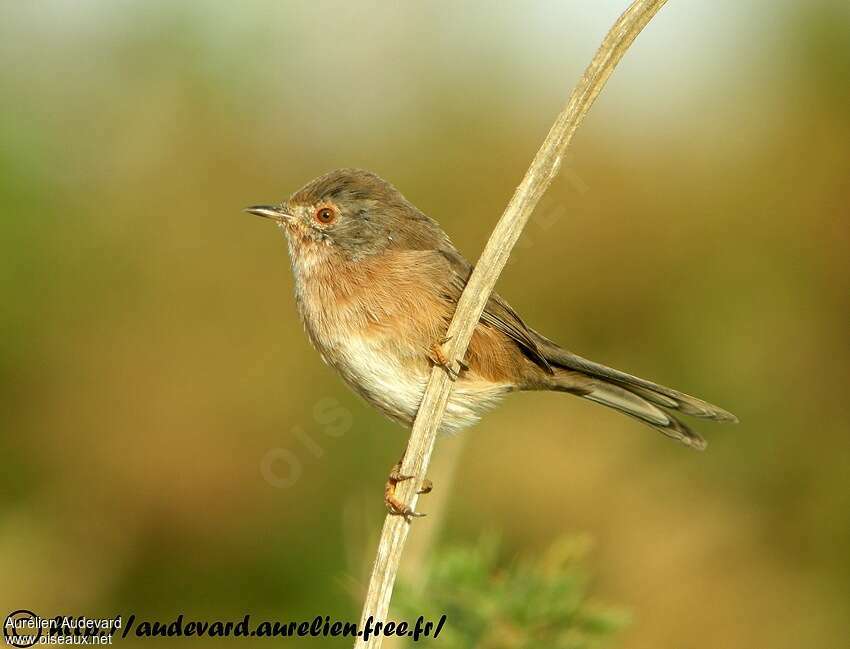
(244, 205), (292, 223)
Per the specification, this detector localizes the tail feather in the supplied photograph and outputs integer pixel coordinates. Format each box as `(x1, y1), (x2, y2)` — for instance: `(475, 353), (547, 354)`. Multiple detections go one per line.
(532, 336), (738, 423)
(553, 371), (709, 450)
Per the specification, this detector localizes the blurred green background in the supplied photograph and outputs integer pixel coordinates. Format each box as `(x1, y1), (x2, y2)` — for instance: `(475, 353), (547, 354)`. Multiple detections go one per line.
(2, 1), (849, 647)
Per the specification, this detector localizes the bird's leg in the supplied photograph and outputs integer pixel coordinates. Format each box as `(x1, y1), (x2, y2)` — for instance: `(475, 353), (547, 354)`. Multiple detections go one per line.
(428, 336), (467, 381)
(384, 460), (433, 520)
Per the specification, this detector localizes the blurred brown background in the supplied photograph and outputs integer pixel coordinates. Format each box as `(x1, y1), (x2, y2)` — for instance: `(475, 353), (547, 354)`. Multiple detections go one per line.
(1, 1), (849, 647)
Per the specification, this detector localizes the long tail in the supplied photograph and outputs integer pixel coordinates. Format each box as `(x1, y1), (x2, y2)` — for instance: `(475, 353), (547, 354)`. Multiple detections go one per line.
(538, 343), (737, 451)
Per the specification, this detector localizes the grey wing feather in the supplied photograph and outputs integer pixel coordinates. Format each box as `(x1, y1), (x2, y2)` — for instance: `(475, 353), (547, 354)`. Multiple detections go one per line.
(438, 248), (553, 374)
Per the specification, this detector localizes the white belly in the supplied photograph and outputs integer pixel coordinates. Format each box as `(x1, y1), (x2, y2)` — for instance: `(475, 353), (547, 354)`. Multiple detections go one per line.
(329, 333), (510, 434)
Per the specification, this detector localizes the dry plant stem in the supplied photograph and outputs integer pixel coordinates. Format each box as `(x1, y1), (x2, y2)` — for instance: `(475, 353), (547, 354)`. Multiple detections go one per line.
(354, 1), (668, 646)
(382, 437), (468, 649)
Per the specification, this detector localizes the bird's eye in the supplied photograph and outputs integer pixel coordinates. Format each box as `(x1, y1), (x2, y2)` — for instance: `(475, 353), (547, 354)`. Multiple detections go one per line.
(315, 207), (336, 224)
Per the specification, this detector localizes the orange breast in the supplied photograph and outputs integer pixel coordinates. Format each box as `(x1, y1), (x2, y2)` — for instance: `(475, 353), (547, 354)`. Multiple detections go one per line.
(293, 246), (534, 392)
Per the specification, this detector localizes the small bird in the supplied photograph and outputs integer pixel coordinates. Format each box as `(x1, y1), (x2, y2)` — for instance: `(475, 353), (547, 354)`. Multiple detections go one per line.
(247, 169), (737, 517)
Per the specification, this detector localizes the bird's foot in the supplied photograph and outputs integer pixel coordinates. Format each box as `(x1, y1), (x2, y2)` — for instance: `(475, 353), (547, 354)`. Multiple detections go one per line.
(417, 478), (433, 495)
(384, 462), (432, 521)
(428, 336), (468, 381)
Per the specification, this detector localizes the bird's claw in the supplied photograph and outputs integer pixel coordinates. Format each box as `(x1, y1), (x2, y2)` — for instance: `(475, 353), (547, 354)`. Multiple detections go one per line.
(384, 462), (432, 521)
(417, 478), (433, 495)
(385, 498), (426, 521)
(429, 336), (464, 381)
(388, 467), (414, 483)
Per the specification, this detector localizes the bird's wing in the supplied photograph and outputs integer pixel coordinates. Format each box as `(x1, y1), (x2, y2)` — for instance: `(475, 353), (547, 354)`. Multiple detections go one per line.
(437, 247), (553, 374)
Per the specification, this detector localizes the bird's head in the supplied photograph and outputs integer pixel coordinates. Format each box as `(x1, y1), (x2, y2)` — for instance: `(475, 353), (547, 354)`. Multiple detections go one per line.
(246, 168), (445, 265)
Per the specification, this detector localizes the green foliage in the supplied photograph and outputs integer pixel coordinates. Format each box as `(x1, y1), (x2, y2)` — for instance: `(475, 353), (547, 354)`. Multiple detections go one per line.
(395, 535), (628, 649)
